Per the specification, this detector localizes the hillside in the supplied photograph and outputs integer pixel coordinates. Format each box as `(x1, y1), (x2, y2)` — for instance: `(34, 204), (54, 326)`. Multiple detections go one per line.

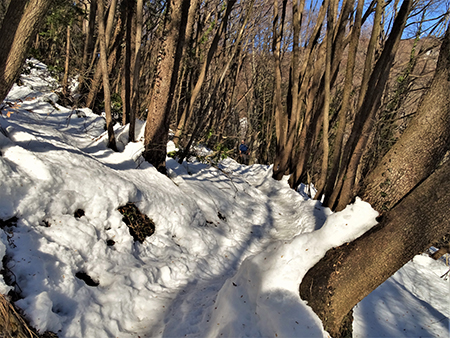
(0, 59), (448, 337)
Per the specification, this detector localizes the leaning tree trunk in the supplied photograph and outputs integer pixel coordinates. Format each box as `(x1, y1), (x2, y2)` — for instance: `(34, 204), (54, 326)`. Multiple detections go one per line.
(300, 157), (450, 338)
(143, 0), (191, 173)
(331, 0), (412, 211)
(0, 0), (53, 103)
(300, 23), (450, 338)
(359, 23), (450, 213)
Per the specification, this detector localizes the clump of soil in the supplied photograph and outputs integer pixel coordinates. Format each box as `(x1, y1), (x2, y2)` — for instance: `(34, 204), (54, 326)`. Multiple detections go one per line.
(74, 209), (85, 218)
(75, 271), (99, 287)
(117, 203), (155, 244)
(0, 217), (18, 229)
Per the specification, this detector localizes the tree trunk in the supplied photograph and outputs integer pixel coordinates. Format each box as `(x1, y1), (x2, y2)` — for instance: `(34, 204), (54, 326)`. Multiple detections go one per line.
(85, 16), (123, 109)
(130, 0), (143, 142)
(0, 0), (53, 103)
(122, 0), (133, 126)
(314, 0), (334, 198)
(172, 0), (200, 147)
(173, 0), (236, 147)
(272, 0), (288, 177)
(300, 158), (450, 338)
(359, 23), (450, 213)
(271, 0), (305, 180)
(62, 25), (71, 97)
(300, 22), (450, 338)
(98, 0), (118, 151)
(143, 0), (191, 173)
(331, 0), (412, 211)
(322, 0), (364, 205)
(80, 0), (97, 95)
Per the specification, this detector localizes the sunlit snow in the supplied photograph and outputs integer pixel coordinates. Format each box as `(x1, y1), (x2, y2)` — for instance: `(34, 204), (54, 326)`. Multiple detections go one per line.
(0, 59), (448, 337)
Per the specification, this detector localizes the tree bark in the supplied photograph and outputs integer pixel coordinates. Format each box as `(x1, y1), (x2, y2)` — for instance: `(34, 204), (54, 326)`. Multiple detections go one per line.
(79, 0), (97, 94)
(98, 0), (118, 151)
(122, 0), (133, 126)
(314, 0), (334, 198)
(300, 20), (450, 338)
(143, 0), (191, 173)
(62, 25), (71, 97)
(130, 0), (143, 142)
(272, 0), (288, 176)
(0, 0), (53, 103)
(85, 15), (123, 109)
(359, 23), (450, 213)
(271, 0), (305, 180)
(300, 158), (450, 338)
(322, 0), (364, 205)
(173, 0), (236, 147)
(331, 0), (412, 211)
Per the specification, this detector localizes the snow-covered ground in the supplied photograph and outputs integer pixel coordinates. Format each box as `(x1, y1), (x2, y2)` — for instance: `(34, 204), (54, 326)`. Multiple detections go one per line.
(0, 59), (448, 337)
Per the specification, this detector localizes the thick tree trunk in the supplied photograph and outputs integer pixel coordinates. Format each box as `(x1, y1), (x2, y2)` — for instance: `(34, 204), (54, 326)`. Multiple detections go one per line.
(300, 158), (450, 338)
(0, 0), (53, 103)
(143, 0), (191, 173)
(359, 23), (450, 213)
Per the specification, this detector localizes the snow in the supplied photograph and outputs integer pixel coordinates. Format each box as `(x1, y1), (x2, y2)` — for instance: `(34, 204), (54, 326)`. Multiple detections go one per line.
(0, 59), (448, 337)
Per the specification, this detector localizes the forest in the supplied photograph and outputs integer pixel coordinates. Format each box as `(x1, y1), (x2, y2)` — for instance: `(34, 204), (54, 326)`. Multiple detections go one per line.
(0, 0), (449, 337)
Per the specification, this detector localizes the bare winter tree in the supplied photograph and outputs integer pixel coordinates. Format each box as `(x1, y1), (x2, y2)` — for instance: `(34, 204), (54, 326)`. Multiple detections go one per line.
(300, 22), (450, 338)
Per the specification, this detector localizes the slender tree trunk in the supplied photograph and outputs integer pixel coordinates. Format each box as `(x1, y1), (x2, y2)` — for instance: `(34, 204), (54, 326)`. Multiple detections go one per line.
(122, 0), (133, 126)
(272, 0), (305, 180)
(143, 0), (191, 173)
(272, 0), (289, 176)
(62, 25), (71, 97)
(98, 0), (117, 151)
(129, 0), (143, 142)
(172, 0), (200, 146)
(105, 0), (118, 49)
(173, 0), (237, 147)
(80, 0), (97, 94)
(314, 0), (334, 198)
(357, 0), (384, 111)
(330, 0), (412, 211)
(322, 0), (364, 206)
(86, 16), (123, 109)
(177, 0), (253, 164)
(288, 44), (326, 188)
(0, 0), (53, 103)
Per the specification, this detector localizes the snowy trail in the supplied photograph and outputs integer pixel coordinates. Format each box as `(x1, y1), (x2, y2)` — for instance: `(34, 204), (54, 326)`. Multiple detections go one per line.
(0, 59), (448, 338)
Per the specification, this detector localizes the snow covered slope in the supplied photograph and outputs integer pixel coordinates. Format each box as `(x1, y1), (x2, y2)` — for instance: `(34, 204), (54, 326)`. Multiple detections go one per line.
(0, 59), (448, 337)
